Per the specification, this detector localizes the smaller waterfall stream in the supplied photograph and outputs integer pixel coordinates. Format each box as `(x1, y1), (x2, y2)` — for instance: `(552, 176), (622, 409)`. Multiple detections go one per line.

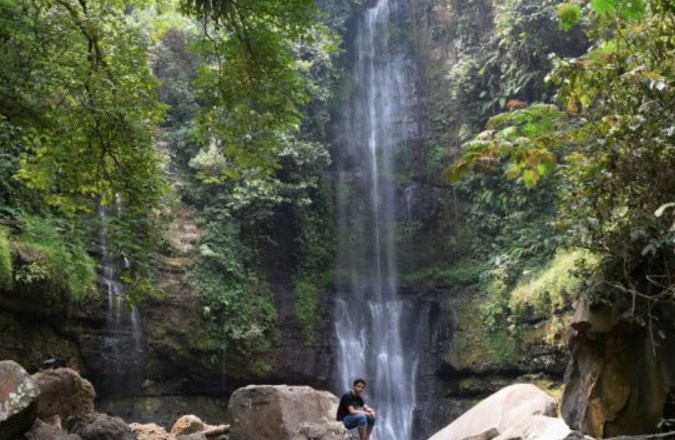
(98, 195), (145, 397)
(334, 1), (419, 439)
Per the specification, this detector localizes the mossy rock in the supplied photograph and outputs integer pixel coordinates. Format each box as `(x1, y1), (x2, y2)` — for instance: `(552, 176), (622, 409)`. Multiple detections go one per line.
(443, 292), (519, 372)
(442, 289), (566, 376)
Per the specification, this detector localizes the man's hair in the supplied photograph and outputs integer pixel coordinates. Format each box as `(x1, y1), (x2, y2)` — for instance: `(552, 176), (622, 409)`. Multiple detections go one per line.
(353, 378), (367, 387)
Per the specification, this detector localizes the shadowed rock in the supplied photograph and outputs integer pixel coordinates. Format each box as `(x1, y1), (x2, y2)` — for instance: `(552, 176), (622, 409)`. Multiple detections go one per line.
(24, 418), (82, 440)
(32, 368), (96, 421)
(66, 412), (135, 440)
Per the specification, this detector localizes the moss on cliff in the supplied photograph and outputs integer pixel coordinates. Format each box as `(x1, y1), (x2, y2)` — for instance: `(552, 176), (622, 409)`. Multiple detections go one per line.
(444, 292), (519, 372)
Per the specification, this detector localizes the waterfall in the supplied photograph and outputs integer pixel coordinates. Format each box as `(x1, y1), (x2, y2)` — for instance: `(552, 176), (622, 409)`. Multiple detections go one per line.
(334, 1), (418, 439)
(98, 194), (145, 397)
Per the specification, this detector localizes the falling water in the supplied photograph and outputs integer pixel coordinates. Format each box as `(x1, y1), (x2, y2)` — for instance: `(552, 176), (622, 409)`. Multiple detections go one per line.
(334, 1), (418, 439)
(98, 195), (145, 397)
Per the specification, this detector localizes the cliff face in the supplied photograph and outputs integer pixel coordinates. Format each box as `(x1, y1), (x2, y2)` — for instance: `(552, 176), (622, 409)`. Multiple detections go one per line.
(0, 205), (337, 426)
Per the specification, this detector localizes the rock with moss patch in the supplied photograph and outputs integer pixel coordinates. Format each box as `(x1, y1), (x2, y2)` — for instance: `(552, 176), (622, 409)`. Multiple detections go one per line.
(0, 360), (41, 440)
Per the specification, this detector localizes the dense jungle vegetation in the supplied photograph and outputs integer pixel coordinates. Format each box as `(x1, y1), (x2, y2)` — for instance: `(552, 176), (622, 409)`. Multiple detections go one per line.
(0, 0), (673, 370)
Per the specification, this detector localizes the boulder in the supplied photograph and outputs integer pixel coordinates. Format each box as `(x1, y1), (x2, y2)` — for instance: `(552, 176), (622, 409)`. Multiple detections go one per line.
(130, 422), (174, 440)
(0, 360), (40, 440)
(291, 421), (352, 440)
(171, 415), (207, 436)
(66, 412), (135, 440)
(176, 434), (207, 440)
(24, 419), (81, 440)
(426, 384), (558, 440)
(492, 415), (571, 440)
(32, 368), (95, 420)
(227, 385), (338, 440)
(202, 425), (229, 438)
(561, 301), (675, 437)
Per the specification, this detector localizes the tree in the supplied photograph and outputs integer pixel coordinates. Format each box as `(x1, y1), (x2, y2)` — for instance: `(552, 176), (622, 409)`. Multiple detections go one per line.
(0, 0), (167, 299)
(180, 0), (328, 180)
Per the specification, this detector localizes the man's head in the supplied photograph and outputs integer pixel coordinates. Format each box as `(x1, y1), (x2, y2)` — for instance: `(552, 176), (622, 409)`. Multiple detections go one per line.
(352, 378), (366, 395)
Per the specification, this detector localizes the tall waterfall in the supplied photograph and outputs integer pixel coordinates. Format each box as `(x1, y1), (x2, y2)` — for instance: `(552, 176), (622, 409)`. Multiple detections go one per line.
(334, 1), (417, 439)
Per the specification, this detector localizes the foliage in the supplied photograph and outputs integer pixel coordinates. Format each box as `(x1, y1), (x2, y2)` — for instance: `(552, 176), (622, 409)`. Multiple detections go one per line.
(15, 215), (97, 302)
(557, 3), (582, 32)
(192, 221), (277, 366)
(291, 181), (335, 342)
(449, 104), (565, 188)
(3, 0), (166, 213)
(401, 260), (483, 288)
(180, 0), (332, 179)
(509, 250), (597, 320)
(150, 27), (201, 128)
(414, 0), (588, 206)
(590, 0), (646, 19)
(0, 227), (12, 290)
(550, 0), (675, 310)
(0, 0), (168, 304)
(474, 0), (586, 117)
(172, 6), (338, 354)
(454, 0), (675, 318)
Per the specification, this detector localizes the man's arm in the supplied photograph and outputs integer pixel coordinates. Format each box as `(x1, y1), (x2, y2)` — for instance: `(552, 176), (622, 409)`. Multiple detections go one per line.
(362, 404), (377, 418)
(347, 405), (373, 416)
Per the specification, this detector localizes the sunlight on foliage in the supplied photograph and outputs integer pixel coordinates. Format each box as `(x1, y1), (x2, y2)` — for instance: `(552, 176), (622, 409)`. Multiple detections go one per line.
(449, 104), (566, 188)
(509, 250), (598, 319)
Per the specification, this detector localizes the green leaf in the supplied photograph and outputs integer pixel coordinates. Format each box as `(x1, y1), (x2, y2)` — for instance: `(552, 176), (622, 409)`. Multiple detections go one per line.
(591, 0), (616, 15)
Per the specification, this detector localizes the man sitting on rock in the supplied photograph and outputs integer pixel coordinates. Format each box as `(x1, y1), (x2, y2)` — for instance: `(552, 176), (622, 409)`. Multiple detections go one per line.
(336, 378), (377, 440)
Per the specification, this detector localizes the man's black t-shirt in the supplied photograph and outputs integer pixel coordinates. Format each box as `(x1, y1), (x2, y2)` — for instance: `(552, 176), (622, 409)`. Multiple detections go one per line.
(336, 391), (365, 421)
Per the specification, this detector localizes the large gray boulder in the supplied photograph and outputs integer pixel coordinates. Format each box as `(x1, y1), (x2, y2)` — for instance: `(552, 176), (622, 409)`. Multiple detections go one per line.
(427, 384), (558, 440)
(0, 360), (40, 440)
(493, 415), (571, 440)
(32, 368), (96, 421)
(227, 385), (338, 440)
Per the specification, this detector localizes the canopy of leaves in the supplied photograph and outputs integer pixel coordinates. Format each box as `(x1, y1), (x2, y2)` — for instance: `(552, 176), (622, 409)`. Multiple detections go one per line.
(179, 0), (330, 180)
(0, 0), (167, 299)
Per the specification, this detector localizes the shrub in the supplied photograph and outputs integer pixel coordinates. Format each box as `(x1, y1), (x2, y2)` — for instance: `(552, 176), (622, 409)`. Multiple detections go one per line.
(16, 215), (97, 302)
